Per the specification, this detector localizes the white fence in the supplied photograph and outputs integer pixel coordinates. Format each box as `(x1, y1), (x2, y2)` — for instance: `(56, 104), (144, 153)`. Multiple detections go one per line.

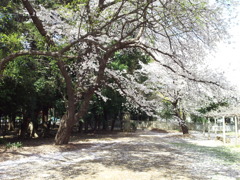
(136, 120), (238, 133)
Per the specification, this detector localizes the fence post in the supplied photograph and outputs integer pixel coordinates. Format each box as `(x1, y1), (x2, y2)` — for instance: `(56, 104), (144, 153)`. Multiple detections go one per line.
(208, 117), (210, 140)
(223, 116), (226, 144)
(214, 118), (217, 135)
(235, 116), (238, 145)
(203, 120), (205, 136)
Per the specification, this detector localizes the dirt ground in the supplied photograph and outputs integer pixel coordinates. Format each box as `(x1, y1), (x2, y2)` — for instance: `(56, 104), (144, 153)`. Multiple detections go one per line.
(0, 130), (240, 180)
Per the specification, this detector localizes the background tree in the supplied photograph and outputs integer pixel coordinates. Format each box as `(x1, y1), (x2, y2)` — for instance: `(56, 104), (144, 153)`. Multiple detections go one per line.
(135, 61), (236, 134)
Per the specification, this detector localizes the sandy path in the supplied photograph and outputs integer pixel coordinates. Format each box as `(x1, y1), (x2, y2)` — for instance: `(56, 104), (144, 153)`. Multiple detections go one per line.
(0, 131), (239, 180)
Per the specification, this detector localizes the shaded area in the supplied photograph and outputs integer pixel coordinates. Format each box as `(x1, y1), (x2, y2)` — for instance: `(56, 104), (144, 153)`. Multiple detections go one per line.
(0, 130), (239, 180)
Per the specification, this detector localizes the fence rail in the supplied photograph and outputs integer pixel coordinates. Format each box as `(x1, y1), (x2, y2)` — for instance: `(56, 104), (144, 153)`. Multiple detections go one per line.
(136, 120), (239, 133)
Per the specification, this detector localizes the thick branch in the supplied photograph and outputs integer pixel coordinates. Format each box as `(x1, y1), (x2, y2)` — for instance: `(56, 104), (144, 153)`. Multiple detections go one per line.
(59, 36), (106, 55)
(75, 53), (110, 120)
(21, 0), (55, 46)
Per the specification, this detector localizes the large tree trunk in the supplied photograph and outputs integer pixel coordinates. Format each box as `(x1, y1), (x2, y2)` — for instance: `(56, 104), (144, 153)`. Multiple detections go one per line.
(78, 121), (83, 133)
(54, 60), (76, 145)
(56, 52), (109, 144)
(28, 121), (39, 138)
(102, 110), (108, 131)
(119, 112), (124, 131)
(173, 99), (189, 135)
(180, 123), (189, 134)
(55, 114), (73, 144)
(111, 115), (117, 131)
(93, 114), (99, 132)
(41, 107), (49, 137)
(8, 114), (16, 131)
(84, 118), (89, 133)
(180, 111), (189, 134)
(177, 116), (189, 134)
(20, 116), (30, 138)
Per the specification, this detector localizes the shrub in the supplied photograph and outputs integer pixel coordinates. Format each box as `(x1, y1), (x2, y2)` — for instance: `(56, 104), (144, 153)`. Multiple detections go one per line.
(6, 142), (23, 149)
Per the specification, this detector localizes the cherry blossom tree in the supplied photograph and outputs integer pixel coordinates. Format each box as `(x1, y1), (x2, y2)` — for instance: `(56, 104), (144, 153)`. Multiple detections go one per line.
(133, 61), (236, 134)
(0, 0), (234, 144)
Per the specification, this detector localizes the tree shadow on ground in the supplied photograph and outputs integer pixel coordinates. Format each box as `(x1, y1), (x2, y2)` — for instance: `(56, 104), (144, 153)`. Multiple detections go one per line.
(62, 132), (202, 179)
(2, 131), (239, 180)
(0, 130), (137, 148)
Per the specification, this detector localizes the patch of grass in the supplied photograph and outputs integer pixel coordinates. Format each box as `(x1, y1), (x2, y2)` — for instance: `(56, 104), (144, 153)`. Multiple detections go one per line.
(170, 142), (240, 164)
(6, 142), (23, 149)
(234, 144), (240, 148)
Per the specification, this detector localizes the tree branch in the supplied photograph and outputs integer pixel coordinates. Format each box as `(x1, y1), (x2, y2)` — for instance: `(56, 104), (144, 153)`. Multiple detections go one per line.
(130, 43), (222, 87)
(21, 0), (55, 46)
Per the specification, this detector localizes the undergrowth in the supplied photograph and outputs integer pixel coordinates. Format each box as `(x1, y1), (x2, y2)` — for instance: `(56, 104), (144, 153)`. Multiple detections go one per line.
(5, 142), (23, 149)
